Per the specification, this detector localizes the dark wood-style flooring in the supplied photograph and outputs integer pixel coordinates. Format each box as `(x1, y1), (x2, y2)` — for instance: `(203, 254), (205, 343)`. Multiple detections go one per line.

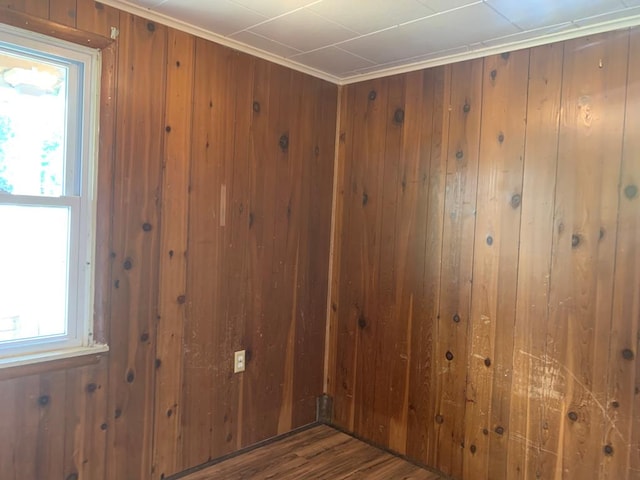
(179, 425), (445, 479)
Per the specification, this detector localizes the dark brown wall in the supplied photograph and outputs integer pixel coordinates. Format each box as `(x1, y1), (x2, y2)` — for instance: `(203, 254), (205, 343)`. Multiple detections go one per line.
(0, 1), (337, 479)
(327, 29), (640, 480)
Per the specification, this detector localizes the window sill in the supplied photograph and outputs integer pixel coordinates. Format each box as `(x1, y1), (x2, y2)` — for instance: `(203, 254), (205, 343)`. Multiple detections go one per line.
(0, 344), (109, 381)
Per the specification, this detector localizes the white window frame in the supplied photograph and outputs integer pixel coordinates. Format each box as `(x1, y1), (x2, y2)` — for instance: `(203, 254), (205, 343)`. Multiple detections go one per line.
(0, 24), (108, 367)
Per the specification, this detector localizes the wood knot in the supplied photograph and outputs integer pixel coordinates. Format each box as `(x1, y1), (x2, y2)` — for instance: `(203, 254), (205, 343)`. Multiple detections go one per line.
(463, 102), (471, 113)
(624, 184), (638, 199)
(368, 90), (377, 101)
(155, 359), (162, 369)
(571, 234), (581, 248)
(146, 22), (155, 32)
(482, 428), (489, 435)
(166, 409), (173, 418)
(38, 395), (50, 407)
(142, 222), (152, 231)
(498, 133), (505, 143)
(510, 193), (521, 209)
(604, 444), (614, 456)
(455, 150), (464, 160)
(114, 408), (122, 419)
(445, 351), (454, 361)
(495, 426), (504, 435)
(501, 52), (510, 60)
(362, 192), (368, 206)
(611, 401), (620, 409)
(177, 295), (186, 304)
(123, 258), (133, 270)
(567, 411), (578, 422)
(126, 369), (135, 383)
(453, 313), (461, 323)
(331, 303), (337, 312)
(140, 332), (149, 342)
(599, 227), (605, 241)
(394, 108), (405, 124)
(490, 69), (497, 81)
(176, 61), (180, 67)
(622, 348), (635, 360)
(252, 101), (260, 113)
(358, 315), (367, 329)
(470, 444), (477, 454)
(435, 414), (444, 424)
(100, 423), (108, 430)
(169, 250), (174, 258)
(86, 383), (98, 393)
(279, 134), (289, 152)
(486, 235), (494, 246)
(484, 358), (491, 367)
(226, 433), (233, 442)
(165, 125), (171, 133)
(315, 146), (320, 156)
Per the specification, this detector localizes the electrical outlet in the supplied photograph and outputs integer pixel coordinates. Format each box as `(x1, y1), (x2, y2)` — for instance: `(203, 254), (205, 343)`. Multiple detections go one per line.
(234, 350), (245, 373)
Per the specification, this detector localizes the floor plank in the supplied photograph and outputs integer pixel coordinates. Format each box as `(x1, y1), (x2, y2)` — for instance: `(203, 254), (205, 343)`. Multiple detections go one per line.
(178, 425), (445, 480)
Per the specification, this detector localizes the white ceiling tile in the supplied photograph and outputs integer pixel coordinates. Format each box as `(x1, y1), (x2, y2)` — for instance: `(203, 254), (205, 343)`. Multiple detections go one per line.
(573, 5), (640, 25)
(228, 0), (319, 18)
(153, 0), (267, 36)
(248, 9), (359, 52)
(338, 2), (519, 64)
(229, 31), (303, 58)
(481, 22), (576, 47)
(131, 0), (165, 6)
(486, 0), (627, 30)
(290, 46), (376, 75)
(309, 0), (435, 35)
(416, 0), (481, 13)
(622, 0), (640, 5)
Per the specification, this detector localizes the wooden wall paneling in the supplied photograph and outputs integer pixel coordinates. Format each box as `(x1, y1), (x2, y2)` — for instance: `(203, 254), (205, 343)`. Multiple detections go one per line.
(221, 51), (254, 452)
(351, 78), (390, 442)
(76, 0), (120, 39)
(404, 66), (444, 464)
(180, 37), (230, 470)
(273, 69), (305, 436)
(326, 83), (358, 429)
(549, 31), (628, 478)
(463, 50), (530, 480)
(385, 71), (425, 455)
(430, 59), (481, 477)
(49, 0), (76, 27)
(618, 28), (640, 478)
(244, 62), (293, 446)
(63, 360), (109, 480)
(505, 42), (564, 480)
(152, 28), (195, 480)
(34, 370), (68, 479)
(242, 57), (271, 449)
(368, 73), (405, 449)
(209, 50), (253, 459)
(324, 84), (348, 403)
(0, 0), (45, 17)
(7, 376), (41, 479)
(106, 12), (167, 480)
(295, 78), (336, 428)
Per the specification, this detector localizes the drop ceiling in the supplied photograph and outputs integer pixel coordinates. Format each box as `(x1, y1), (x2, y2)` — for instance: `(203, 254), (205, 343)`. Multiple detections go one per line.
(103, 0), (640, 84)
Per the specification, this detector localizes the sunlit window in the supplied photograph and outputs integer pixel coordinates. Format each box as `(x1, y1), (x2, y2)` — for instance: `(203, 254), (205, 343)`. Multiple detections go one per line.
(0, 24), (100, 361)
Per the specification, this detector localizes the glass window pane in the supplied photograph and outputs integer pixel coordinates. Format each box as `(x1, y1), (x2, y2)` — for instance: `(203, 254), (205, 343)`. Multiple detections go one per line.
(0, 50), (67, 197)
(0, 204), (69, 343)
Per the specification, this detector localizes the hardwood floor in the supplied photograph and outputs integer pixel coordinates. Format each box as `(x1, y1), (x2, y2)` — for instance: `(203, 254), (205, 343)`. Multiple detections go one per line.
(178, 425), (445, 479)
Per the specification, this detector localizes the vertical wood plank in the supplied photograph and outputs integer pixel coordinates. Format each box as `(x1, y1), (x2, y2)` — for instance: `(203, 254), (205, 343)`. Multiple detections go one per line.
(505, 42), (564, 480)
(619, 28), (640, 479)
(152, 29), (195, 480)
(180, 37), (229, 470)
(106, 12), (167, 480)
(432, 58), (482, 478)
(404, 66), (444, 464)
(76, 0), (120, 39)
(548, 31), (628, 478)
(49, 0), (76, 27)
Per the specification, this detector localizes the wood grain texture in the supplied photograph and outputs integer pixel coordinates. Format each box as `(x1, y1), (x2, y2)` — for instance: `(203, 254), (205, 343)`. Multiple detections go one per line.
(329, 29), (640, 480)
(0, 1), (336, 479)
(180, 425), (443, 480)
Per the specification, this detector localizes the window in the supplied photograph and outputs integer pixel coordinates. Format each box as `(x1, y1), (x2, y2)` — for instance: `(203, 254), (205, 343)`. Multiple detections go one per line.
(0, 24), (104, 365)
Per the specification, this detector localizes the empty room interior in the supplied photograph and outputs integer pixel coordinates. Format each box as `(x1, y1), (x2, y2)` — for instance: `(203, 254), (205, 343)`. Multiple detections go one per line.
(0, 0), (639, 478)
